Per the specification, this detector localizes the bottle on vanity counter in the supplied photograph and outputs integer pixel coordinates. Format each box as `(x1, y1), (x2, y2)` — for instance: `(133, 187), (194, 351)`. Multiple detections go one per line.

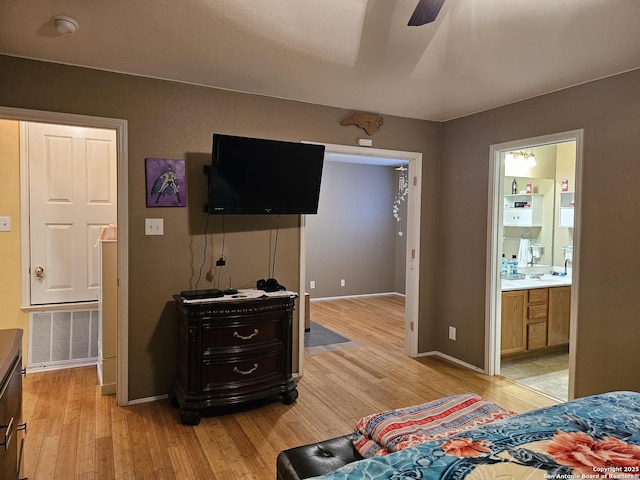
(507, 255), (518, 276)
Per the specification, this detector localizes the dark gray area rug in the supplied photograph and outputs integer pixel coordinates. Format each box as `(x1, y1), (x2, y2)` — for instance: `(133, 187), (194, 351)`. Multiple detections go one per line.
(304, 321), (351, 348)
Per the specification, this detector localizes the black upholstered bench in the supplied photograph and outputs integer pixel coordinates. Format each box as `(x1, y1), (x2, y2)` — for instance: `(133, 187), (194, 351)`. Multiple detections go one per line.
(276, 435), (363, 480)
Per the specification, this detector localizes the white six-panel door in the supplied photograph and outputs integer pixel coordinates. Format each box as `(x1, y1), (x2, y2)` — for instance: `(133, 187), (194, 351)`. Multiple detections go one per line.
(27, 122), (117, 305)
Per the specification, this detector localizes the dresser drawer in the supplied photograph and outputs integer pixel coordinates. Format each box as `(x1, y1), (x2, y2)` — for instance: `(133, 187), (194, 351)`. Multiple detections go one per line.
(201, 317), (281, 351)
(201, 348), (284, 389)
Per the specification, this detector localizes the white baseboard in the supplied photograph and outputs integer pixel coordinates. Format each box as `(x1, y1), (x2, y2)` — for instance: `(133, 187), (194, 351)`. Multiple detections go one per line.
(418, 351), (485, 374)
(126, 394), (168, 406)
(27, 359), (98, 374)
(310, 292), (405, 301)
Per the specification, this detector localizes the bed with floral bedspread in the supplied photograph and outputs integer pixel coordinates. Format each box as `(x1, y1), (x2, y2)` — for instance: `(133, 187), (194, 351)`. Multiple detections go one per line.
(311, 391), (640, 479)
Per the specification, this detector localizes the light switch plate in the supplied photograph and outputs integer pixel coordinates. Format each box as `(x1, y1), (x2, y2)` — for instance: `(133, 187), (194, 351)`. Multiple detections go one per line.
(145, 218), (164, 235)
(0, 216), (10, 232)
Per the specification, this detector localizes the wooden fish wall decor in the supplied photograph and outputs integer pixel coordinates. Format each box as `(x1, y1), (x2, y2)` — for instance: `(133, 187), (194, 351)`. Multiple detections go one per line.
(340, 113), (384, 135)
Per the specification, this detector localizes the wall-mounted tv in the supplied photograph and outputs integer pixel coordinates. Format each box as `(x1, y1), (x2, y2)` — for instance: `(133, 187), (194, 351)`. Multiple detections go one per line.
(206, 134), (325, 215)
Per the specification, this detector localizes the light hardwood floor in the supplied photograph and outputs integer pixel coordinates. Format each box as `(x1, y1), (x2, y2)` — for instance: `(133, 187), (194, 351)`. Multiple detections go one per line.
(22, 295), (558, 480)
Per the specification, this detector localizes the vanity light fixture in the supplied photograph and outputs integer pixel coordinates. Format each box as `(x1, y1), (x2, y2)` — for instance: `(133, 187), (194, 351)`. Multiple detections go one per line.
(506, 150), (536, 167)
(51, 15), (79, 34)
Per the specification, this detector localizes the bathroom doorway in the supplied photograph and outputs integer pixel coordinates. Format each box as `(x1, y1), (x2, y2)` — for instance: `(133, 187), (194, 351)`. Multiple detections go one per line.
(486, 130), (583, 401)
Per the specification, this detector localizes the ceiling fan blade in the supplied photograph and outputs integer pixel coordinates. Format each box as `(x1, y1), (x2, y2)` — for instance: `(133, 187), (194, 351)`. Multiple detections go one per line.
(408, 0), (445, 26)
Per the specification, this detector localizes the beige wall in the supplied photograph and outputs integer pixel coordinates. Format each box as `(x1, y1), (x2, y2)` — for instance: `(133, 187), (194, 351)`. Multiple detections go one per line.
(0, 119), (29, 357)
(305, 161), (398, 298)
(439, 69), (640, 397)
(3, 53), (636, 401)
(0, 55), (441, 400)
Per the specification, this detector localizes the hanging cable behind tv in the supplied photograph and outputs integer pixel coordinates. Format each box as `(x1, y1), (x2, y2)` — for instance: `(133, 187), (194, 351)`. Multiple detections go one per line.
(257, 215), (286, 292)
(181, 213), (224, 300)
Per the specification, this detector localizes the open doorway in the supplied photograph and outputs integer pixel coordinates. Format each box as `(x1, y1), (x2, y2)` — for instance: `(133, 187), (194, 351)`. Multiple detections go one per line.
(0, 106), (130, 406)
(297, 143), (422, 373)
(486, 130), (583, 401)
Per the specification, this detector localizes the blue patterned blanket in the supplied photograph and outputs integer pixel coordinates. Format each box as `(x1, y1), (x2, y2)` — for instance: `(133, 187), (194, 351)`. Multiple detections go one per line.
(311, 391), (640, 479)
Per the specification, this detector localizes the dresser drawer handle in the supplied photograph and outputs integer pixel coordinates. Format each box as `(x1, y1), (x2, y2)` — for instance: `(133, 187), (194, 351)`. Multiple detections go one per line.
(233, 364), (258, 375)
(233, 329), (259, 341)
(0, 417), (14, 451)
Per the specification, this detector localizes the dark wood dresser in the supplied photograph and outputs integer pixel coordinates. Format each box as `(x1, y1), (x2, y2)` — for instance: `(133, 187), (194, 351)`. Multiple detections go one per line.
(170, 292), (299, 425)
(0, 329), (25, 480)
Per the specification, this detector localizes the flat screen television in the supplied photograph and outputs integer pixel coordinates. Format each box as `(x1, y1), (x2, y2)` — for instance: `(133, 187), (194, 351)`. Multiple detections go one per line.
(206, 134), (325, 214)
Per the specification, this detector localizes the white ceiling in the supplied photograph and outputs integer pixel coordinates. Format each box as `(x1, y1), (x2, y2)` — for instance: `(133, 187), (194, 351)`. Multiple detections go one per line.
(1, 0), (639, 121)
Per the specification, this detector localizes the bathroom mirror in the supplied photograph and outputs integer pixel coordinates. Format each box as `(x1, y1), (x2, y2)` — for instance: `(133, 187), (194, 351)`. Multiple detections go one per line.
(502, 141), (576, 271)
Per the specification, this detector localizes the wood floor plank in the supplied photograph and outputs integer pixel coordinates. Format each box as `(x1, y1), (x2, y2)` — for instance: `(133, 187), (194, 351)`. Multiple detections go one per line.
(111, 413), (134, 479)
(75, 369), (97, 477)
(95, 385), (113, 439)
(193, 419), (228, 476)
(126, 405), (157, 480)
(142, 402), (177, 479)
(53, 418), (78, 479)
(180, 427), (216, 479)
(166, 445), (197, 480)
(33, 434), (59, 479)
(235, 410), (281, 463)
(94, 435), (116, 480)
(22, 294), (557, 479)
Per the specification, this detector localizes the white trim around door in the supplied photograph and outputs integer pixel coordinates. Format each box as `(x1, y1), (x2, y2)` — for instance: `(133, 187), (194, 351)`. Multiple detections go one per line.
(486, 129), (583, 400)
(0, 106), (130, 407)
(297, 142), (422, 375)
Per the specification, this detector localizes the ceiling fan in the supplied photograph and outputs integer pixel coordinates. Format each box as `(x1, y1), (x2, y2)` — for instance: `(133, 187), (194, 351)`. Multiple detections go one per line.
(408, 0), (445, 26)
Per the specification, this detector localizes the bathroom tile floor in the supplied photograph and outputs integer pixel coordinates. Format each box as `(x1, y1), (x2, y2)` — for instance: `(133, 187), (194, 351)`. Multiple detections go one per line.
(501, 351), (569, 401)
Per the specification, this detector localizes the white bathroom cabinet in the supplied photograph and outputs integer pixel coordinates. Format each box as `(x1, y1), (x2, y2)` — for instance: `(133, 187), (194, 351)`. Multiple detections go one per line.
(503, 194), (543, 227)
(558, 191), (575, 227)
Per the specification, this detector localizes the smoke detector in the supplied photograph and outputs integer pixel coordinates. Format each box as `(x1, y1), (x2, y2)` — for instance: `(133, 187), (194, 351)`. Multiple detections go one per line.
(51, 15), (79, 34)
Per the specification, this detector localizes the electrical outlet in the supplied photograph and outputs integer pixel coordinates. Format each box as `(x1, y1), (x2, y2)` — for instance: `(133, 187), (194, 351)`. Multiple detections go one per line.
(340, 279), (346, 287)
(310, 280), (316, 289)
(449, 326), (457, 341)
(145, 218), (164, 235)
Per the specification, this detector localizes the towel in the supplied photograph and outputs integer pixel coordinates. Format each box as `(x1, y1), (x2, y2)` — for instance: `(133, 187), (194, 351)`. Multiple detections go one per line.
(517, 238), (531, 267)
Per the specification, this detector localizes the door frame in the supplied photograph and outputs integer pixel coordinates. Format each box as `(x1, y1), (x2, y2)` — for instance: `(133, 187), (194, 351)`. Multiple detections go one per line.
(0, 106), (130, 407)
(298, 142), (422, 374)
(485, 129), (583, 400)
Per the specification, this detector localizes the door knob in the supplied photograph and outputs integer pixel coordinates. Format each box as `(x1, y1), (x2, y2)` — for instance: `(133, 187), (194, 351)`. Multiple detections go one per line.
(34, 266), (44, 278)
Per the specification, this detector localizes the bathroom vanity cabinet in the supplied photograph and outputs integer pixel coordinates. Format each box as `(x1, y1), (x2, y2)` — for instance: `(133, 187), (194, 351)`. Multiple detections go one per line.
(501, 286), (571, 356)
(501, 290), (527, 355)
(548, 286), (571, 346)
